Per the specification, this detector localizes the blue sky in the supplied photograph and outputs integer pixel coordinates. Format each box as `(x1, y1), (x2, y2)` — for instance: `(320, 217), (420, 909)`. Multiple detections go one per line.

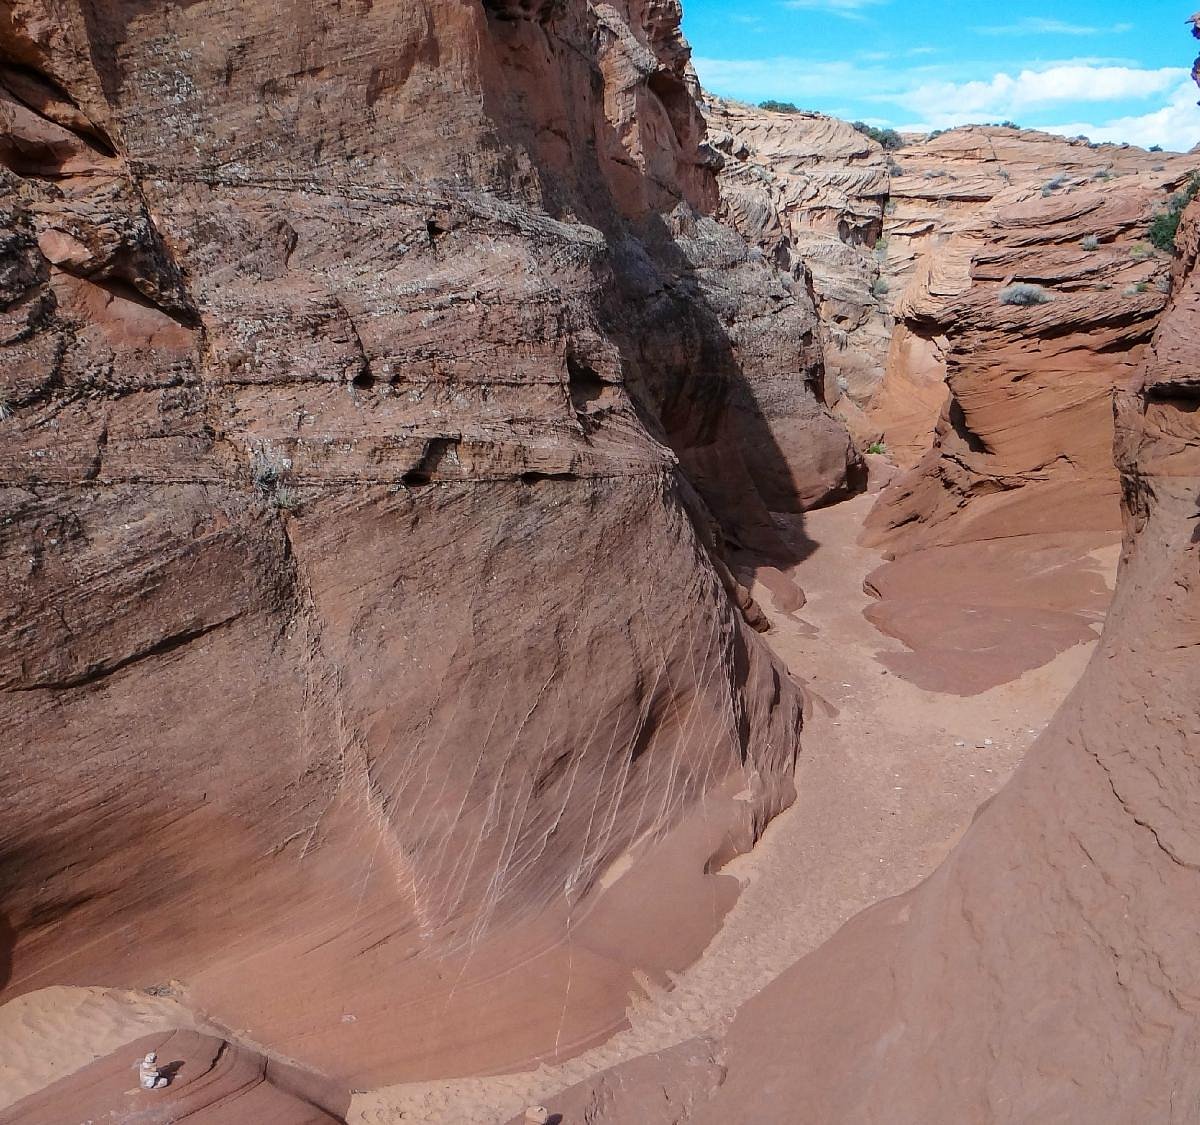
(684, 0), (1200, 150)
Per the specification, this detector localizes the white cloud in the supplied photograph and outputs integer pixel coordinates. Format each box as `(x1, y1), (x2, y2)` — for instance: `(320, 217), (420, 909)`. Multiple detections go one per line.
(977, 18), (1133, 36)
(782, 0), (887, 19)
(692, 55), (1200, 150)
(895, 65), (1186, 122)
(1042, 80), (1200, 152)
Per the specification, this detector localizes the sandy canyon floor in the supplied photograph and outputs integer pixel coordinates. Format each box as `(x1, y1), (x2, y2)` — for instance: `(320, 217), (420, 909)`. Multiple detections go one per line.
(0, 487), (1118, 1123)
(355, 489), (1120, 1123)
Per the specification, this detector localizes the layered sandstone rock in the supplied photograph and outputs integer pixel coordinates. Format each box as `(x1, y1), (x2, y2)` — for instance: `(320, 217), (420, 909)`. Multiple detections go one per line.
(703, 104), (1196, 694)
(0, 1029), (346, 1123)
(0, 0), (858, 1088)
(545, 27), (1200, 1123)
(684, 173), (1200, 1117)
(705, 100), (1197, 477)
(868, 143), (1197, 549)
(704, 99), (890, 411)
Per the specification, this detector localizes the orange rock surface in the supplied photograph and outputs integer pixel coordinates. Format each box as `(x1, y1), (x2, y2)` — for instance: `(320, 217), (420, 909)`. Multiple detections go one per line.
(0, 0), (860, 1091)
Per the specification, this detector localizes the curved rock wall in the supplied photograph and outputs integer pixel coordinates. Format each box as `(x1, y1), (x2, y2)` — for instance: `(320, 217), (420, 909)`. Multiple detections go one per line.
(869, 143), (1198, 551)
(683, 31), (1200, 1124)
(705, 101), (1198, 489)
(0, 0), (858, 1086)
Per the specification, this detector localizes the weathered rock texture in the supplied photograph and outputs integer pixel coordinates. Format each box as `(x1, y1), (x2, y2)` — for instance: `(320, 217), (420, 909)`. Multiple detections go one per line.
(706, 101), (1198, 482)
(704, 99), (890, 411)
(0, 0), (860, 1088)
(868, 140), (1198, 549)
(705, 104), (1196, 695)
(685, 173), (1200, 1120)
(546, 29), (1200, 1121)
(0, 1030), (347, 1123)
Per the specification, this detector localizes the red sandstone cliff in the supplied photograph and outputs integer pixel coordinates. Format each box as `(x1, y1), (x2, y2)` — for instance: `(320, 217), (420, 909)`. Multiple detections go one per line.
(706, 100), (1197, 487)
(541, 23), (1200, 1124)
(686, 179), (1200, 1112)
(0, 0), (859, 1088)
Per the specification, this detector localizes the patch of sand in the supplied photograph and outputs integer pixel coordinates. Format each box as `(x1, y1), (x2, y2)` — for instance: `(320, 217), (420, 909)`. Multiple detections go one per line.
(349, 492), (1117, 1124)
(0, 986), (202, 1110)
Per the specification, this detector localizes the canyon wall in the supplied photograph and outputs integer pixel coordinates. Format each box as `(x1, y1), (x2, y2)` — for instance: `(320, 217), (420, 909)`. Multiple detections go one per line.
(869, 139), (1195, 550)
(0, 0), (859, 1087)
(704, 99), (890, 412)
(535, 27), (1200, 1123)
(707, 101), (1196, 695)
(707, 100), (1196, 484)
(691, 170), (1200, 1118)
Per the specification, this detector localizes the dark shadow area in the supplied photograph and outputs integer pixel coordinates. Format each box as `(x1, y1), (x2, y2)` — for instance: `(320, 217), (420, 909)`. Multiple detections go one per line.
(265, 1055), (353, 1121)
(158, 1059), (186, 1081)
(475, 3), (865, 574)
(0, 910), (12, 990)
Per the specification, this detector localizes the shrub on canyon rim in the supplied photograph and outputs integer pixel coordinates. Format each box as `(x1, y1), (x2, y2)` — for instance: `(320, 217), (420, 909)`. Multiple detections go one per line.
(758, 100), (802, 114)
(998, 283), (1053, 306)
(852, 121), (903, 150)
(1148, 172), (1200, 252)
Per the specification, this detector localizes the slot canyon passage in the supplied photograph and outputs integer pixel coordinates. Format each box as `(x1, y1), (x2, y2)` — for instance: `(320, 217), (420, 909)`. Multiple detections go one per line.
(0, 1), (1198, 1122)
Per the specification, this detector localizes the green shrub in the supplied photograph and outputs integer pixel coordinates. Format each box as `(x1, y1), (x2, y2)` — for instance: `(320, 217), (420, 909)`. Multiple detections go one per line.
(1123, 282), (1149, 296)
(1149, 144), (1164, 153)
(1147, 172), (1200, 251)
(1147, 213), (1179, 249)
(872, 277), (890, 297)
(866, 440), (887, 455)
(1080, 235), (1100, 251)
(998, 283), (1052, 306)
(852, 121), (904, 150)
(759, 100), (802, 114)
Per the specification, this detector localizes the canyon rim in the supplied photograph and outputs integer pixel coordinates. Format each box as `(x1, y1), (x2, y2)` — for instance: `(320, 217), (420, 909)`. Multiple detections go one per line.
(0, 2), (1198, 1123)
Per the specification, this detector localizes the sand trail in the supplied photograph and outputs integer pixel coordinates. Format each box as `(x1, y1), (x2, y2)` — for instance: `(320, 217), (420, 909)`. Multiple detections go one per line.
(350, 491), (1116, 1124)
(0, 495), (1116, 1123)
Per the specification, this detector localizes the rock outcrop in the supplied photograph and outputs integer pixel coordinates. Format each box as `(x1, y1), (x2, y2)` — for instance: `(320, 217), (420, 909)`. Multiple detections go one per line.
(868, 143), (1197, 550)
(705, 104), (1196, 696)
(706, 100), (1197, 480)
(0, 0), (860, 1088)
(544, 24), (1200, 1123)
(684, 165), (1200, 1114)
(0, 1030), (347, 1123)
(704, 99), (890, 412)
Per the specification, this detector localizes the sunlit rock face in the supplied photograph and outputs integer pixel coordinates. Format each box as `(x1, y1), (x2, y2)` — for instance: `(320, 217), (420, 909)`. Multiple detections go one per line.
(707, 98), (1196, 493)
(0, 0), (861, 1087)
(686, 181), (1200, 1122)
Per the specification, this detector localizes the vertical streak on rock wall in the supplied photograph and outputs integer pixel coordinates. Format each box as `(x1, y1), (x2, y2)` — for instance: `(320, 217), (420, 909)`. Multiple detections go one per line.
(0, 0), (858, 1084)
